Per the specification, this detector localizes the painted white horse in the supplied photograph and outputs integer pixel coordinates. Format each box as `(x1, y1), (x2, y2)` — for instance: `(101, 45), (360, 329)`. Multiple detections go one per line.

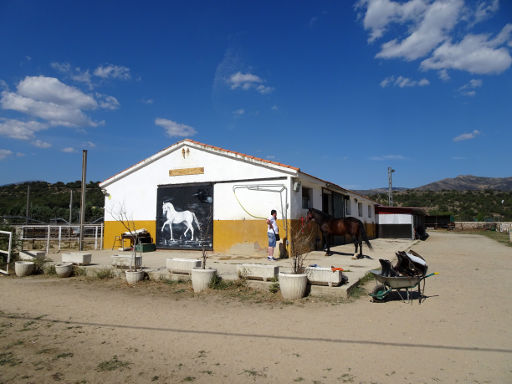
(160, 202), (201, 241)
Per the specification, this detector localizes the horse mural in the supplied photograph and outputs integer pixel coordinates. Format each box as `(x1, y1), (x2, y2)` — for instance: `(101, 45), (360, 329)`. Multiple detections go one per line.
(306, 208), (372, 258)
(160, 202), (201, 242)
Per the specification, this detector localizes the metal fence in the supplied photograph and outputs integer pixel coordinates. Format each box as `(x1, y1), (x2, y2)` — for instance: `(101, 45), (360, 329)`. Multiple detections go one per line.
(19, 224), (103, 254)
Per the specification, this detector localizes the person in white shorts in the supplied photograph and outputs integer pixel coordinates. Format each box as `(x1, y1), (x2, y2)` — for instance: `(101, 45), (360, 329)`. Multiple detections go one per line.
(266, 209), (279, 261)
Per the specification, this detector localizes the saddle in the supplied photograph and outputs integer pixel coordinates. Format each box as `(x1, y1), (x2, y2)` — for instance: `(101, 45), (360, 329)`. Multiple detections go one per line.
(379, 250), (428, 277)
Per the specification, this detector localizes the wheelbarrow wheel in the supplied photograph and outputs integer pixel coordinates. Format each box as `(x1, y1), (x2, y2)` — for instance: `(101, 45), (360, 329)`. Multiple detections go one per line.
(371, 284), (389, 302)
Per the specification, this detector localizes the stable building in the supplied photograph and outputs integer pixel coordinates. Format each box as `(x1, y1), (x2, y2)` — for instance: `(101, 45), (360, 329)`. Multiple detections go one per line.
(99, 139), (377, 256)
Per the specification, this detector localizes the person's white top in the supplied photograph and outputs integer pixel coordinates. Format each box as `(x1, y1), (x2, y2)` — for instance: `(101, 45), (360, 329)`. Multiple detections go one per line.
(267, 215), (279, 234)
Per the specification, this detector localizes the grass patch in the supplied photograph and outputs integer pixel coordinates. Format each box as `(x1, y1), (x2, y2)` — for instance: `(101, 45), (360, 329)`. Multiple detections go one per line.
(96, 355), (131, 372)
(0, 352), (22, 366)
(73, 266), (87, 276)
(458, 230), (512, 247)
(44, 264), (56, 275)
(269, 281), (279, 294)
(56, 352), (74, 359)
(95, 268), (114, 280)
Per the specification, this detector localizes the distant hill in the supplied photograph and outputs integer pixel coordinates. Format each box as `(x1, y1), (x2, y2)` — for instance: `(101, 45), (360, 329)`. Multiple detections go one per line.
(415, 175), (512, 192)
(356, 175), (512, 195)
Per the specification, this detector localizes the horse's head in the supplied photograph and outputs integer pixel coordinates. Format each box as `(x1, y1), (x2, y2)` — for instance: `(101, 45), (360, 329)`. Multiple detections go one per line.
(305, 209), (315, 223)
(162, 202), (172, 213)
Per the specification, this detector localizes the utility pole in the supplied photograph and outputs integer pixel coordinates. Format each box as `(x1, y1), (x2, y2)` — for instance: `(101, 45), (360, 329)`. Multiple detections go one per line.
(69, 190), (73, 224)
(79, 150), (87, 251)
(388, 166), (395, 206)
(25, 184), (30, 224)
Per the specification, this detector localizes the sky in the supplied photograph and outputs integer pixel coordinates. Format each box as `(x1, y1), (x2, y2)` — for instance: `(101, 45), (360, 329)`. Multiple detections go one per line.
(0, 0), (511, 190)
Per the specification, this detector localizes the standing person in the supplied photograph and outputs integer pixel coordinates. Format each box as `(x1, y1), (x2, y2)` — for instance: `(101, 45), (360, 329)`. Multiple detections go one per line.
(267, 209), (279, 261)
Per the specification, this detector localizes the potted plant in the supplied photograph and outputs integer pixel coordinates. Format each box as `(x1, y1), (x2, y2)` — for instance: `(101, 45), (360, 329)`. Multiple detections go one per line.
(191, 211), (216, 293)
(278, 223), (315, 300)
(110, 204), (144, 285)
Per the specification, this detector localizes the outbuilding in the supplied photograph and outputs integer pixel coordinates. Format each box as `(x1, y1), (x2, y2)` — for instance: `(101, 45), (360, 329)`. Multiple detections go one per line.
(99, 139), (377, 257)
(375, 206), (426, 240)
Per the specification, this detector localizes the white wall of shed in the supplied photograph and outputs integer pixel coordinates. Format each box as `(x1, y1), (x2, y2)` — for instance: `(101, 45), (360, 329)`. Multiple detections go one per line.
(377, 213), (412, 224)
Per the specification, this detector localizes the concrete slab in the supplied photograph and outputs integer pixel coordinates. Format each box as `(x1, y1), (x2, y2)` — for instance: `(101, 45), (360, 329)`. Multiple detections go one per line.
(40, 237), (420, 297)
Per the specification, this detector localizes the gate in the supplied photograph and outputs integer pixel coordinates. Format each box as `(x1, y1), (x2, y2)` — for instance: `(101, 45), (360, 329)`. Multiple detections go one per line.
(0, 230), (12, 275)
(156, 183), (213, 250)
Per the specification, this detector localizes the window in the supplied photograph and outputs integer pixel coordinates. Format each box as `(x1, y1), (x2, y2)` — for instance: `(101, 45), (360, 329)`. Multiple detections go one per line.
(345, 198), (351, 215)
(358, 202), (363, 217)
(302, 187), (312, 209)
(368, 205), (372, 218)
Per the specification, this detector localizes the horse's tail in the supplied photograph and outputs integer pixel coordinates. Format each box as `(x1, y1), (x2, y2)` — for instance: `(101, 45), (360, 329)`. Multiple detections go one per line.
(192, 212), (201, 230)
(358, 219), (373, 249)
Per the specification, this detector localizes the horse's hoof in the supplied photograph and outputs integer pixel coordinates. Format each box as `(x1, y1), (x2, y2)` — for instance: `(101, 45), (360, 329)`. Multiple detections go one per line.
(351, 256), (358, 260)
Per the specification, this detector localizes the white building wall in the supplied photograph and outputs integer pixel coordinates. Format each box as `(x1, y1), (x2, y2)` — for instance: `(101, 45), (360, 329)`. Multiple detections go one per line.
(103, 144), (292, 221)
(377, 213), (412, 224)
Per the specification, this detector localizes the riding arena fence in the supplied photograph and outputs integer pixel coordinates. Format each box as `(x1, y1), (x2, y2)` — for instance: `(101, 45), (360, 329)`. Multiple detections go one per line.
(18, 224), (104, 254)
(0, 230), (13, 274)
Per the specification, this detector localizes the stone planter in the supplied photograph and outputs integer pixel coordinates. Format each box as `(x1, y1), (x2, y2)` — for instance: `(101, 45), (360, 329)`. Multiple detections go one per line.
(19, 250), (46, 261)
(55, 263), (73, 278)
(112, 255), (142, 268)
(125, 270), (145, 285)
(166, 258), (202, 275)
(61, 252), (92, 266)
(278, 272), (308, 300)
(15, 261), (35, 277)
(237, 264), (279, 281)
(305, 267), (344, 287)
(191, 268), (217, 293)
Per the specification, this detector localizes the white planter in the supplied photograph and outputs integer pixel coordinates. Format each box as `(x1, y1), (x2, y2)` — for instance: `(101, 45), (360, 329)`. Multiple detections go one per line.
(19, 250), (46, 261)
(237, 264), (279, 281)
(61, 252), (92, 266)
(305, 267), (343, 287)
(191, 268), (217, 293)
(279, 273), (308, 300)
(166, 258), (202, 275)
(55, 263), (73, 278)
(15, 261), (35, 277)
(112, 255), (142, 268)
(125, 270), (145, 285)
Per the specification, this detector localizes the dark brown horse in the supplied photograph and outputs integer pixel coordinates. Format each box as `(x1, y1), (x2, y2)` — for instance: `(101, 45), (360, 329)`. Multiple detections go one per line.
(306, 208), (372, 258)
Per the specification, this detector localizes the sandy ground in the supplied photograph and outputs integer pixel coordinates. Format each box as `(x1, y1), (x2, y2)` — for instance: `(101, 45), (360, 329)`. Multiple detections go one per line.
(0, 231), (511, 384)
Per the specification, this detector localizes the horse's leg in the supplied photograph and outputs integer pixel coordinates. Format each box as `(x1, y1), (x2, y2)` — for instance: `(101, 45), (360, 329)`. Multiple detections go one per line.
(324, 232), (332, 256)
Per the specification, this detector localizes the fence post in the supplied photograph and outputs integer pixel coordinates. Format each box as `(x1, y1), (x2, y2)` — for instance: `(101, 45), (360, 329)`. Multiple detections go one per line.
(58, 226), (62, 251)
(94, 225), (98, 250)
(46, 225), (50, 255)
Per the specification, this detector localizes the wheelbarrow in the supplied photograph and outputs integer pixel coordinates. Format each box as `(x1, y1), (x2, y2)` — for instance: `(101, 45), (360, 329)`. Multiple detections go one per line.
(369, 269), (438, 303)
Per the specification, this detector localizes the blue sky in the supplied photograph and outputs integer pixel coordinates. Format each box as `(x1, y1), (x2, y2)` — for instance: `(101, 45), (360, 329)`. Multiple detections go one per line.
(1, 0), (511, 189)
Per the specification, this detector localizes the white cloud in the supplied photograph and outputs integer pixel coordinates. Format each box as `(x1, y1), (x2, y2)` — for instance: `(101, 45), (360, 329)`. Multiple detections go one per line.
(61, 147), (76, 153)
(51, 62), (93, 88)
(32, 139), (51, 148)
(355, 0), (429, 43)
(95, 93), (120, 110)
(1, 76), (119, 129)
(369, 154), (406, 161)
(84, 141), (96, 148)
(93, 64), (131, 80)
(0, 149), (13, 160)
(141, 98), (154, 104)
(453, 129), (480, 141)
(357, 0), (512, 77)
(227, 72), (274, 94)
(421, 24), (512, 74)
(458, 78), (483, 96)
(271, 105), (279, 111)
(380, 75), (430, 87)
(232, 108), (245, 116)
(155, 118), (197, 137)
(376, 0), (463, 61)
(473, 0), (499, 25)
(0, 118), (48, 140)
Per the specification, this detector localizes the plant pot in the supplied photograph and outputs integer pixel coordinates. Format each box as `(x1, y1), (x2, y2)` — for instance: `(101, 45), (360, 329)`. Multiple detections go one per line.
(55, 263), (73, 278)
(278, 272), (308, 300)
(237, 264), (279, 281)
(15, 261), (35, 277)
(125, 270), (145, 285)
(191, 268), (217, 293)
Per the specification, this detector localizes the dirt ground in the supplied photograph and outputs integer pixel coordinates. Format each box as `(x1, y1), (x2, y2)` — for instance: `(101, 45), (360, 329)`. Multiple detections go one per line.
(0, 231), (511, 384)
